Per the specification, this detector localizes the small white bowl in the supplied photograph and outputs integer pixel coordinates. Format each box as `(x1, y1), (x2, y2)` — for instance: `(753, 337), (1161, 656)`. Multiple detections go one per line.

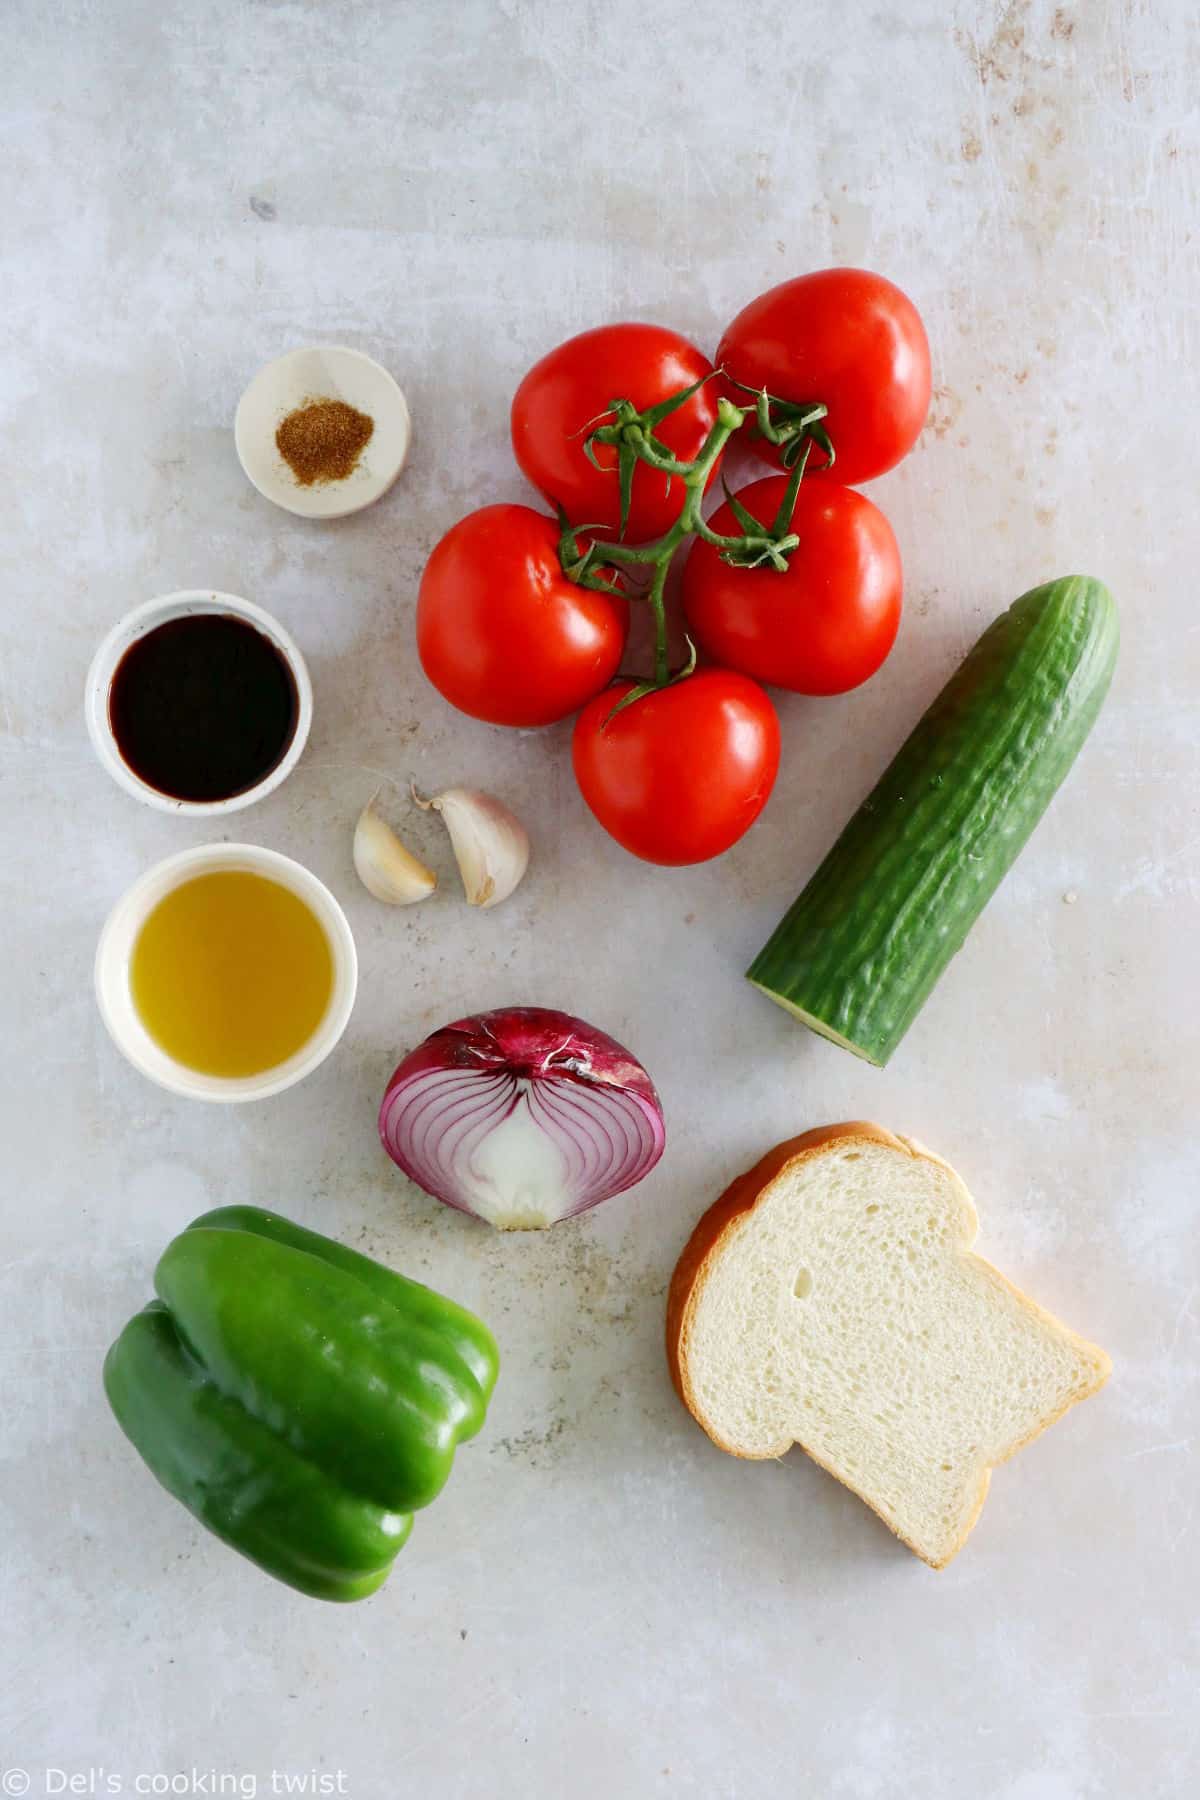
(85, 590), (313, 816)
(95, 843), (358, 1104)
(235, 345), (411, 519)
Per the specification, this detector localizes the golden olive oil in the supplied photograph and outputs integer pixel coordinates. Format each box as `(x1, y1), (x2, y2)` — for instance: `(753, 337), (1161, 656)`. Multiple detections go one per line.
(130, 870), (334, 1077)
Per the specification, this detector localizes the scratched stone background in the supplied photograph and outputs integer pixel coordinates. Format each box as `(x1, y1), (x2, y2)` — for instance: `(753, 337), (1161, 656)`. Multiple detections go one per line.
(1, 1), (1197, 1795)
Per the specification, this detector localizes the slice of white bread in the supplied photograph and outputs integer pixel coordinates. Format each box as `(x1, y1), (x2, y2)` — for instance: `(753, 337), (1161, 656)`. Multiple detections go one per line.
(666, 1123), (1111, 1567)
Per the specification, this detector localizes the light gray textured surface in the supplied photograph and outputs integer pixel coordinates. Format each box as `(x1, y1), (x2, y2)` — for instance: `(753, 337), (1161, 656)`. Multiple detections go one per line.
(2, 2), (1197, 1796)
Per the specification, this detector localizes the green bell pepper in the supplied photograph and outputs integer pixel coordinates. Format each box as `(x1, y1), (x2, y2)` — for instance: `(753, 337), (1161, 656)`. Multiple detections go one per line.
(103, 1206), (499, 1602)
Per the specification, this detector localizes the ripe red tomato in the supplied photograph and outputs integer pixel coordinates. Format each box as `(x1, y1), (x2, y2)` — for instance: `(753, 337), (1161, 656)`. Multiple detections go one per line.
(718, 268), (931, 486)
(511, 323), (719, 543)
(572, 669), (780, 865)
(418, 505), (629, 728)
(681, 477), (902, 696)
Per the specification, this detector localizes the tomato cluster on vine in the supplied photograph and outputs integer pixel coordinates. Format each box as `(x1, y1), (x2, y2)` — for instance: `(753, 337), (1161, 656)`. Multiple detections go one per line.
(418, 268), (931, 866)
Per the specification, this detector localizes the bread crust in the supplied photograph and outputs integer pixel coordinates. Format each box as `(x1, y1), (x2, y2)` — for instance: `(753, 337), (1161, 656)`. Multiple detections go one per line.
(665, 1122), (1111, 1569)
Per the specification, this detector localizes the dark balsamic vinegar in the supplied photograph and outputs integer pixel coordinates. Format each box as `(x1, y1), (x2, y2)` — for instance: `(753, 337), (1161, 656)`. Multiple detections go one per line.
(109, 613), (299, 802)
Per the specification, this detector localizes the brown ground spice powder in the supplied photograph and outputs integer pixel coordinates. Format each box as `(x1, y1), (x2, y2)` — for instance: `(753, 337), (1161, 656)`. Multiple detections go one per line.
(275, 397), (374, 486)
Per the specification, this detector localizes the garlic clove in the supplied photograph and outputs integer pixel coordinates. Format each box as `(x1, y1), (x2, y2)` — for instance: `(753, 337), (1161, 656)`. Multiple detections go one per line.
(353, 792), (437, 905)
(412, 784), (530, 910)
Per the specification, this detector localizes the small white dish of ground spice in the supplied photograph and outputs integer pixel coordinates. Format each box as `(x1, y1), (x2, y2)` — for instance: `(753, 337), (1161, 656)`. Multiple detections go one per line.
(235, 345), (411, 518)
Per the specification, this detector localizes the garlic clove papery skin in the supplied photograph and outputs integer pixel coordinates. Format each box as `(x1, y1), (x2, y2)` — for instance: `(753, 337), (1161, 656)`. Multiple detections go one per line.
(412, 786), (530, 909)
(353, 794), (437, 905)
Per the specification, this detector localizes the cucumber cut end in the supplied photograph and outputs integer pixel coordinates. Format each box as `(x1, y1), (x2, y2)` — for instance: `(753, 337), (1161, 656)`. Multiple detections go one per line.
(745, 979), (886, 1067)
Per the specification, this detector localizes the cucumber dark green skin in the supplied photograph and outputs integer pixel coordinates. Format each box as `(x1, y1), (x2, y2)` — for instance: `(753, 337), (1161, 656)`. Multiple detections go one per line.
(747, 576), (1119, 1066)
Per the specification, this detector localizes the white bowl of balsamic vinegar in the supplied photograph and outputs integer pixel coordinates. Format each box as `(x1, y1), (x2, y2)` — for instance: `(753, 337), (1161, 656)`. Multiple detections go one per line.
(85, 590), (313, 814)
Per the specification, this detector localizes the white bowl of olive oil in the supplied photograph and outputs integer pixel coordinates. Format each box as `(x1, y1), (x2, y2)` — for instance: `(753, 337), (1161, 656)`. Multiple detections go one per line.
(95, 844), (357, 1102)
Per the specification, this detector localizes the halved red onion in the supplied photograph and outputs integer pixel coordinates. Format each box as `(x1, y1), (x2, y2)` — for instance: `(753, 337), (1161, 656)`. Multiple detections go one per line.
(379, 1007), (666, 1230)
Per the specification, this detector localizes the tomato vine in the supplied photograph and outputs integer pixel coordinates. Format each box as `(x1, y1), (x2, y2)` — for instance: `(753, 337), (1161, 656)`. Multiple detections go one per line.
(556, 378), (834, 707)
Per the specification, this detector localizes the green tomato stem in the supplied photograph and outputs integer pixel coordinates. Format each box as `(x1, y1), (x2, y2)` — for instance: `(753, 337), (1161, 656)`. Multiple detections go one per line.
(561, 384), (828, 696)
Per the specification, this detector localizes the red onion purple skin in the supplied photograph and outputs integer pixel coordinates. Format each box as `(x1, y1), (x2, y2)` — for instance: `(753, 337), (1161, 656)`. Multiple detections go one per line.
(378, 1007), (666, 1221)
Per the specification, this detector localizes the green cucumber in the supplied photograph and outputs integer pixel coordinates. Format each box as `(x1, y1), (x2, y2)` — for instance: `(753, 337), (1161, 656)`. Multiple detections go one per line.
(747, 575), (1118, 1065)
